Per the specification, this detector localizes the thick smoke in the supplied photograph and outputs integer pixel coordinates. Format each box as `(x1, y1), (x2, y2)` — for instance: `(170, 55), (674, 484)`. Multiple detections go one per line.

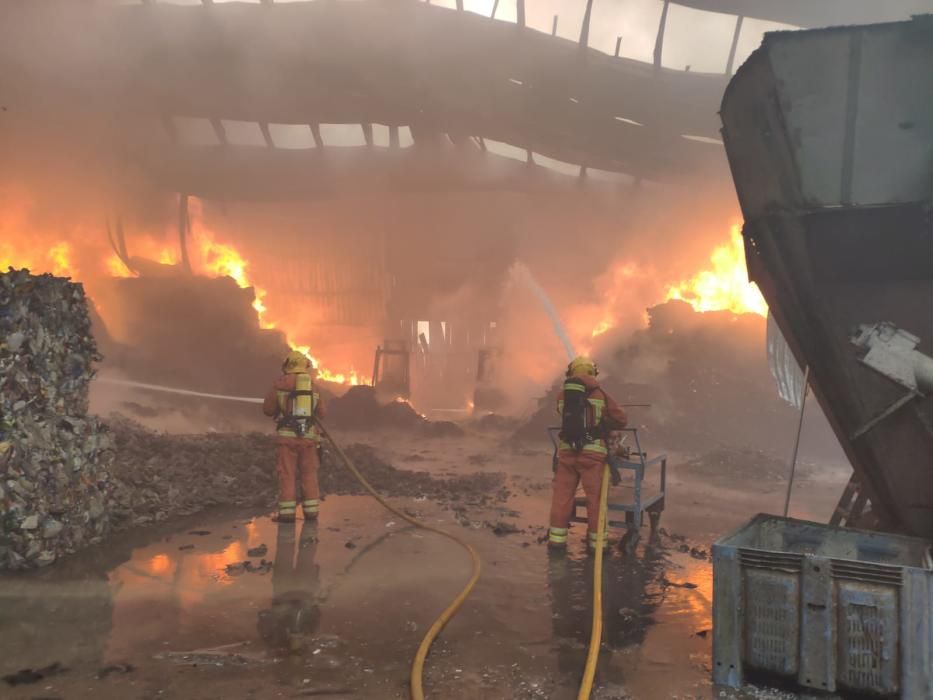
(0, 0), (802, 420)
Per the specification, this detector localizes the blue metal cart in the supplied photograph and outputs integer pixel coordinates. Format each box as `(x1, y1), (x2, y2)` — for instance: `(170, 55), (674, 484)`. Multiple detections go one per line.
(548, 427), (667, 545)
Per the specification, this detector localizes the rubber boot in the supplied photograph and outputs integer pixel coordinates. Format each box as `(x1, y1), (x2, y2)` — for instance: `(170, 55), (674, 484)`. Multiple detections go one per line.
(301, 500), (319, 521)
(547, 526), (569, 550)
(587, 531), (609, 553)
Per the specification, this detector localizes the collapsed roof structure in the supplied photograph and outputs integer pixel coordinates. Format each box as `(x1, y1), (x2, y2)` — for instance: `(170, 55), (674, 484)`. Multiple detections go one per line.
(2, 0), (928, 407)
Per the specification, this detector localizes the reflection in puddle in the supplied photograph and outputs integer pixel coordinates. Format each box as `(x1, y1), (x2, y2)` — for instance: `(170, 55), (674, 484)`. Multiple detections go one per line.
(0, 494), (734, 699)
(257, 521), (321, 650)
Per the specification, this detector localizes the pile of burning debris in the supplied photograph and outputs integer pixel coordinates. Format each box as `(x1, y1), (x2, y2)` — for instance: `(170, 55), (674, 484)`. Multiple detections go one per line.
(0, 270), (116, 570)
(515, 300), (834, 460)
(326, 386), (426, 429)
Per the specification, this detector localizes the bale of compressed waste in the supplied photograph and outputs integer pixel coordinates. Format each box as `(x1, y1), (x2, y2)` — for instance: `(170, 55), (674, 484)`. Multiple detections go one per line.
(1, 269), (116, 570)
(1, 269), (100, 416)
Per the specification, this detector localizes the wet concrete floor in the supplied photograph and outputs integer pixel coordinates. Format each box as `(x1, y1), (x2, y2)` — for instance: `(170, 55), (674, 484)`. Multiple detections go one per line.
(0, 433), (849, 700)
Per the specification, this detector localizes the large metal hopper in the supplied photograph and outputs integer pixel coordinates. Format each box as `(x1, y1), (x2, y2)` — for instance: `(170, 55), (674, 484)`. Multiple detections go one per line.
(720, 16), (933, 537)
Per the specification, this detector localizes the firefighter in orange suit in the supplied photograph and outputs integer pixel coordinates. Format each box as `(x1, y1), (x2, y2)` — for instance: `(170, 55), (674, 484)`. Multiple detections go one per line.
(548, 356), (627, 550)
(263, 351), (325, 522)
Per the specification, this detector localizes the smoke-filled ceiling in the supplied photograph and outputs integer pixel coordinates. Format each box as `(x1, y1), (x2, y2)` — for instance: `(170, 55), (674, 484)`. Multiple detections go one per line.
(2, 0), (921, 410)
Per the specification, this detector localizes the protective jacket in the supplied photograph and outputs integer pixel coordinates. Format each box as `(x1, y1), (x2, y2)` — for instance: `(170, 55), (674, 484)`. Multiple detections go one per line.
(263, 373), (325, 441)
(556, 374), (628, 455)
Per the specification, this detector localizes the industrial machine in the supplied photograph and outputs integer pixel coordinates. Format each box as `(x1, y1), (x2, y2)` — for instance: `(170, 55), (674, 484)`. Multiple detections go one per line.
(371, 340), (411, 398)
(721, 15), (933, 539)
(714, 15), (933, 697)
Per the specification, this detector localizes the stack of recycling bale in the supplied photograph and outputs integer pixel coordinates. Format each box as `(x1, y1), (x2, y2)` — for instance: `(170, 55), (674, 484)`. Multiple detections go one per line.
(0, 269), (115, 569)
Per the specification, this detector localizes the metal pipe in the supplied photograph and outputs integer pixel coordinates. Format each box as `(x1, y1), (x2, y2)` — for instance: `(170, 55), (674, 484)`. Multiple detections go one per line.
(725, 15), (744, 75)
(783, 365), (810, 518)
(178, 193), (192, 274)
(653, 0), (670, 68)
(580, 0), (594, 47)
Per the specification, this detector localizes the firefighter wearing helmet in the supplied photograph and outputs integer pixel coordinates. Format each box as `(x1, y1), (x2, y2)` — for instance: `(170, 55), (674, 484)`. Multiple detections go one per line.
(548, 356), (628, 550)
(263, 350), (326, 522)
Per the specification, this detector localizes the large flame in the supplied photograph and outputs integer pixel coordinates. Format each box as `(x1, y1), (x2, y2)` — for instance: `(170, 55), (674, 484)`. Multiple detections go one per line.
(590, 261), (643, 338)
(1, 189), (366, 385)
(665, 225), (767, 317)
(187, 200), (367, 385)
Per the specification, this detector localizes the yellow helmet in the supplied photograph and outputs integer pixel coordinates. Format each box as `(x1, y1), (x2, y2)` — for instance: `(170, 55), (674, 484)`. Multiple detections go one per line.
(282, 350), (311, 374)
(567, 355), (598, 377)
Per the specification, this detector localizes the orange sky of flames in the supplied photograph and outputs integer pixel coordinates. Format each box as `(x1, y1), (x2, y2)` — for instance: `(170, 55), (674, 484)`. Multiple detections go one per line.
(3, 189), (764, 383)
(664, 224), (767, 318)
(581, 224), (766, 346)
(3, 192), (365, 385)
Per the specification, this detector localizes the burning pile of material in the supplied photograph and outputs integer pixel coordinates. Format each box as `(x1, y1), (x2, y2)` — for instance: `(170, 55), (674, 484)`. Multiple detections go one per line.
(326, 386), (426, 430)
(0, 270), (116, 570)
(515, 300), (829, 459)
(99, 274), (289, 397)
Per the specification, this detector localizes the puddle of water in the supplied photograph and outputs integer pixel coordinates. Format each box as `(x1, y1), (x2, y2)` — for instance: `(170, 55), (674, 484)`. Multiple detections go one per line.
(0, 485), (817, 699)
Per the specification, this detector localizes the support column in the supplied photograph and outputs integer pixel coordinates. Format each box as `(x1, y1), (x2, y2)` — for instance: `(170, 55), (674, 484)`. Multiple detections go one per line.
(178, 194), (193, 274)
(653, 0), (670, 69)
(725, 15), (744, 75)
(580, 0), (594, 48)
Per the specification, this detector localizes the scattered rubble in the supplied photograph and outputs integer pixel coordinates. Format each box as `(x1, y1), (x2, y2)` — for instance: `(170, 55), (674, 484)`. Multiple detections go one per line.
(321, 444), (506, 503)
(2, 661), (68, 686)
(106, 416), (275, 529)
(225, 559), (272, 576)
(487, 520), (522, 537)
(662, 578), (699, 590)
(106, 420), (506, 532)
(96, 663), (135, 679)
(471, 413), (520, 433)
(685, 447), (788, 484)
(421, 420), (465, 439)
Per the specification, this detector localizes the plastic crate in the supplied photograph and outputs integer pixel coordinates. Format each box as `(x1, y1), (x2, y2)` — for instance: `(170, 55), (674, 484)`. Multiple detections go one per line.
(713, 514), (933, 697)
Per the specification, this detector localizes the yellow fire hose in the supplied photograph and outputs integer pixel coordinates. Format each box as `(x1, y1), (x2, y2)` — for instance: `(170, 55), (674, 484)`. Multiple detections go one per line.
(315, 419), (482, 700)
(577, 464), (611, 700)
(95, 377), (604, 696)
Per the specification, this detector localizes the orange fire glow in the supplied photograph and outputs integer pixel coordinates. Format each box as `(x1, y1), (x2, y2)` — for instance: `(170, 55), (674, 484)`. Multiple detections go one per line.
(1, 241), (75, 279)
(145, 553), (173, 576)
(185, 199), (365, 384)
(585, 260), (648, 341)
(0, 189), (366, 385)
(665, 225), (767, 317)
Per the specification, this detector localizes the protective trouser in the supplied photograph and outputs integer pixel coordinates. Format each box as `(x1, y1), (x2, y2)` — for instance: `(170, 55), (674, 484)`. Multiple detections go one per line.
(275, 436), (321, 520)
(548, 449), (608, 547)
